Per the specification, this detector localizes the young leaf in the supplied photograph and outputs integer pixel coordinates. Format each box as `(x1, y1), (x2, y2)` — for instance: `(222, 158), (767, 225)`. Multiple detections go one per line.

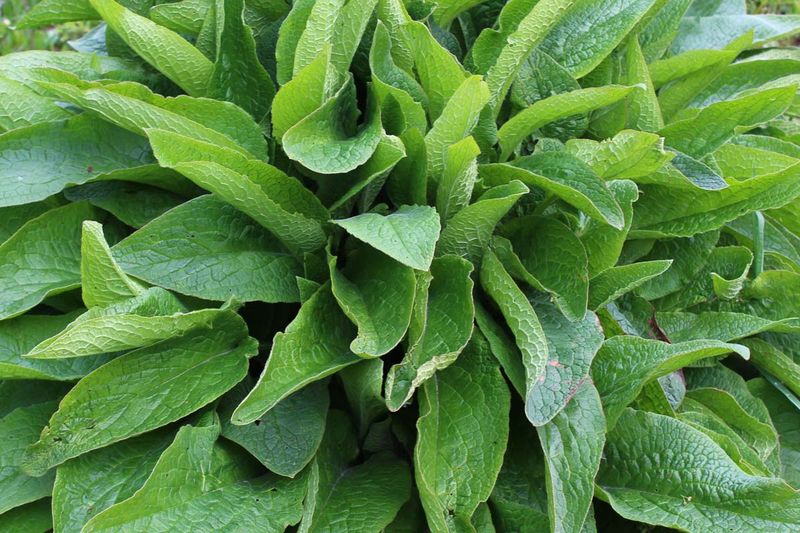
(80, 221), (143, 307)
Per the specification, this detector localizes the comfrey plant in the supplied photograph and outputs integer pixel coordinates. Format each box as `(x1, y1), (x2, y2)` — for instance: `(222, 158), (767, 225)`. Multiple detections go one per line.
(1, 0), (800, 531)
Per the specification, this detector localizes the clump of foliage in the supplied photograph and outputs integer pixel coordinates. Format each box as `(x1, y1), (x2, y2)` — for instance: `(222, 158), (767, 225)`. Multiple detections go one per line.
(1, 0), (800, 531)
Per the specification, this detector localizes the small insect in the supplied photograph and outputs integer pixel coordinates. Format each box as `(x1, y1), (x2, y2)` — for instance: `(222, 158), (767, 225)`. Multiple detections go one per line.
(87, 165), (94, 173)
(682, 495), (693, 504)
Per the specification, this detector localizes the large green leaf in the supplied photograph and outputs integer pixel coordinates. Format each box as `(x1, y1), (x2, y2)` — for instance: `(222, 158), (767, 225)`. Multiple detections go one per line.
(0, 400), (58, 514)
(145, 129), (327, 255)
(385, 256), (474, 411)
(480, 249), (548, 417)
(219, 379), (329, 478)
(415, 333), (510, 531)
(80, 221), (143, 307)
(592, 335), (749, 428)
(52, 428), (174, 532)
(329, 245), (416, 357)
(207, 0), (275, 119)
(0, 312), (113, 381)
(37, 77), (268, 159)
(113, 195), (303, 302)
(82, 420), (307, 532)
(232, 283), (358, 424)
(501, 216), (590, 322)
(0, 115), (157, 208)
(89, 0), (213, 96)
(598, 408), (800, 532)
(332, 205), (441, 271)
(538, 381), (605, 533)
(631, 163), (800, 238)
(22, 311), (257, 475)
(538, 0), (658, 77)
(527, 302), (604, 426)
(282, 79), (384, 174)
(436, 181), (529, 264)
(498, 85), (638, 160)
(0, 202), (98, 321)
(482, 152), (625, 229)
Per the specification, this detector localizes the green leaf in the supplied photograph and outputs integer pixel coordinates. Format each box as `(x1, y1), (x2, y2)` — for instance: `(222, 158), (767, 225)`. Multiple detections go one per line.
(489, 414), (550, 532)
(149, 0), (211, 35)
(0, 400), (58, 514)
(742, 339), (800, 401)
(145, 129), (327, 255)
(749, 378), (800, 487)
(339, 359), (386, 437)
(671, 14), (800, 55)
(658, 311), (800, 345)
(272, 46), (329, 139)
(332, 205), (441, 271)
(501, 216), (590, 321)
(385, 256), (475, 411)
(113, 195), (304, 302)
(22, 311), (257, 475)
(89, 0), (213, 96)
(497, 85), (638, 161)
(661, 86), (797, 158)
(538, 381), (605, 533)
(80, 221), (143, 307)
(436, 180), (529, 264)
(0, 202), (98, 321)
(539, 0), (658, 77)
(207, 0), (275, 119)
(581, 180), (640, 278)
(415, 332), (510, 531)
(282, 79), (383, 174)
(527, 301), (604, 427)
(0, 115), (157, 208)
(0, 498), (52, 533)
(404, 21), (467, 121)
(598, 408), (800, 532)
(82, 420), (307, 532)
(588, 260), (673, 310)
(482, 152), (625, 229)
(219, 379), (328, 477)
(435, 136), (480, 221)
(306, 453), (411, 532)
(631, 163), (800, 238)
(231, 283), (358, 424)
(0, 312), (113, 381)
(484, 0), (578, 111)
(52, 428), (174, 532)
(24, 296), (229, 361)
(0, 77), (71, 132)
(684, 387), (778, 463)
(329, 245), (415, 357)
(65, 181), (187, 229)
(425, 75), (490, 181)
(369, 22), (427, 135)
(592, 336), (749, 429)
